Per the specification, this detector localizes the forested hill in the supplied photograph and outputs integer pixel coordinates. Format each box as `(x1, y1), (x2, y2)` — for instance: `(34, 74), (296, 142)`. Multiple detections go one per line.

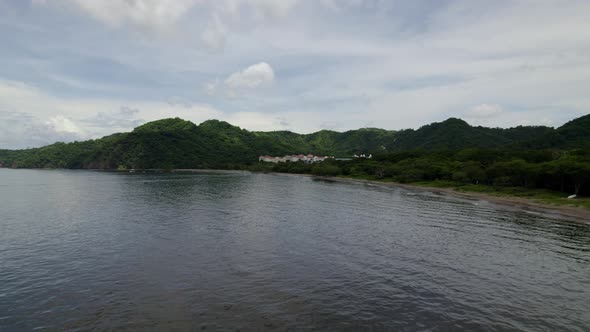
(0, 114), (589, 169)
(388, 118), (555, 151)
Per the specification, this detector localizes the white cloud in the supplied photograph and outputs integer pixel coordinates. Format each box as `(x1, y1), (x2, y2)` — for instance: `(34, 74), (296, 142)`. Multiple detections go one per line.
(8, 0), (590, 140)
(201, 14), (227, 50)
(221, 111), (279, 130)
(82, 106), (144, 129)
(45, 115), (84, 134)
(319, 0), (376, 11)
(224, 62), (275, 90)
(66, 0), (198, 30)
(39, 0), (299, 40)
(166, 97), (192, 108)
(247, 0), (299, 19)
(0, 80), (223, 148)
(196, 0), (299, 49)
(204, 79), (219, 96)
(203, 62), (275, 97)
(467, 104), (504, 118)
(0, 112), (85, 149)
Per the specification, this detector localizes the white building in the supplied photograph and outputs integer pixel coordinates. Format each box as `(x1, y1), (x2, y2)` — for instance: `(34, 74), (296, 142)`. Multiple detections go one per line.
(259, 154), (333, 164)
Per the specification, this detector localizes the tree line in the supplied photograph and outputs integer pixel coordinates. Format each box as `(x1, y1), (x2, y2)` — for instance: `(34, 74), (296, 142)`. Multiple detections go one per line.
(244, 148), (590, 196)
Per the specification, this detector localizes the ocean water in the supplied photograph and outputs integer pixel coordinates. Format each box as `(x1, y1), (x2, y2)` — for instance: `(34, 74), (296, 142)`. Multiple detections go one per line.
(1, 169), (589, 331)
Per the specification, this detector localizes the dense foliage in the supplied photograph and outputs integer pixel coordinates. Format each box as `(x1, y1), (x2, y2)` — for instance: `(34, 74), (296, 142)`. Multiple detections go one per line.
(390, 118), (554, 151)
(248, 149), (590, 196)
(1, 115), (589, 197)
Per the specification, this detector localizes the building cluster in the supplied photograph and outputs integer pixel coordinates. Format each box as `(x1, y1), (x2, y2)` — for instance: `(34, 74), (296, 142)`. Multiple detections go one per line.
(353, 154), (372, 158)
(259, 154), (334, 163)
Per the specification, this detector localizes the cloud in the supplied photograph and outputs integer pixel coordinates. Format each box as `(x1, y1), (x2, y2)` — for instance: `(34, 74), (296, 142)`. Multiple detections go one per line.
(247, 0), (299, 19)
(319, 121), (342, 130)
(224, 62), (275, 90)
(205, 62), (275, 97)
(82, 106), (144, 129)
(221, 111), (290, 131)
(466, 104), (504, 118)
(45, 115), (84, 134)
(65, 0), (199, 31)
(275, 116), (290, 128)
(0, 112), (84, 149)
(6, 0), (590, 140)
(0, 80), (224, 148)
(166, 97), (192, 108)
(201, 14), (227, 50)
(319, 0), (380, 12)
(204, 79), (219, 96)
(36, 0), (299, 46)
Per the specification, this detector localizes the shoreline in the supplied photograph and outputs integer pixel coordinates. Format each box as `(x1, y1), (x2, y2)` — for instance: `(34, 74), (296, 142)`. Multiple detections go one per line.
(301, 175), (590, 223)
(168, 169), (590, 222)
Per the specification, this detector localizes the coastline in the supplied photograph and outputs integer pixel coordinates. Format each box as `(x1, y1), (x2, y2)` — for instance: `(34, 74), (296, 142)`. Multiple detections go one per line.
(301, 175), (590, 223)
(168, 169), (590, 222)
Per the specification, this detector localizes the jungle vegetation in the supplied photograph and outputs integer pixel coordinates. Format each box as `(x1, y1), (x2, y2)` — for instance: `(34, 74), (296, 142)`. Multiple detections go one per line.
(1, 114), (589, 198)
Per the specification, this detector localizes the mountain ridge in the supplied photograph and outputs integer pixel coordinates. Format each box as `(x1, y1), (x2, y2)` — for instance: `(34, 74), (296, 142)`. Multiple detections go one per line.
(0, 114), (588, 169)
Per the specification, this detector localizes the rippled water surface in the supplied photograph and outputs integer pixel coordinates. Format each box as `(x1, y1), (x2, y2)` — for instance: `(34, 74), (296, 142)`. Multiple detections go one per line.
(1, 169), (589, 331)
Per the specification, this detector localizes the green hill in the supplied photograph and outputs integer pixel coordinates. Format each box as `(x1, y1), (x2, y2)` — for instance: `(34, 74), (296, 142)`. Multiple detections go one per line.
(0, 114), (588, 169)
(253, 127), (397, 156)
(390, 118), (553, 151)
(522, 114), (590, 149)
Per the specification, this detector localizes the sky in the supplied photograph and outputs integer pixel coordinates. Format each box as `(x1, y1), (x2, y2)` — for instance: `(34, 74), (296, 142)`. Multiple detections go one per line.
(1, 0), (589, 149)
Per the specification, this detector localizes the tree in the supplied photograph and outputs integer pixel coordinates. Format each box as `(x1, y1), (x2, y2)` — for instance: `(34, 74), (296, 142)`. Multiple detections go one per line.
(562, 159), (590, 195)
(463, 161), (486, 184)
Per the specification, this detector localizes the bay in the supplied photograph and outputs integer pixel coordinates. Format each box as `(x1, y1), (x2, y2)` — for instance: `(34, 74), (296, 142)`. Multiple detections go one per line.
(1, 169), (589, 331)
